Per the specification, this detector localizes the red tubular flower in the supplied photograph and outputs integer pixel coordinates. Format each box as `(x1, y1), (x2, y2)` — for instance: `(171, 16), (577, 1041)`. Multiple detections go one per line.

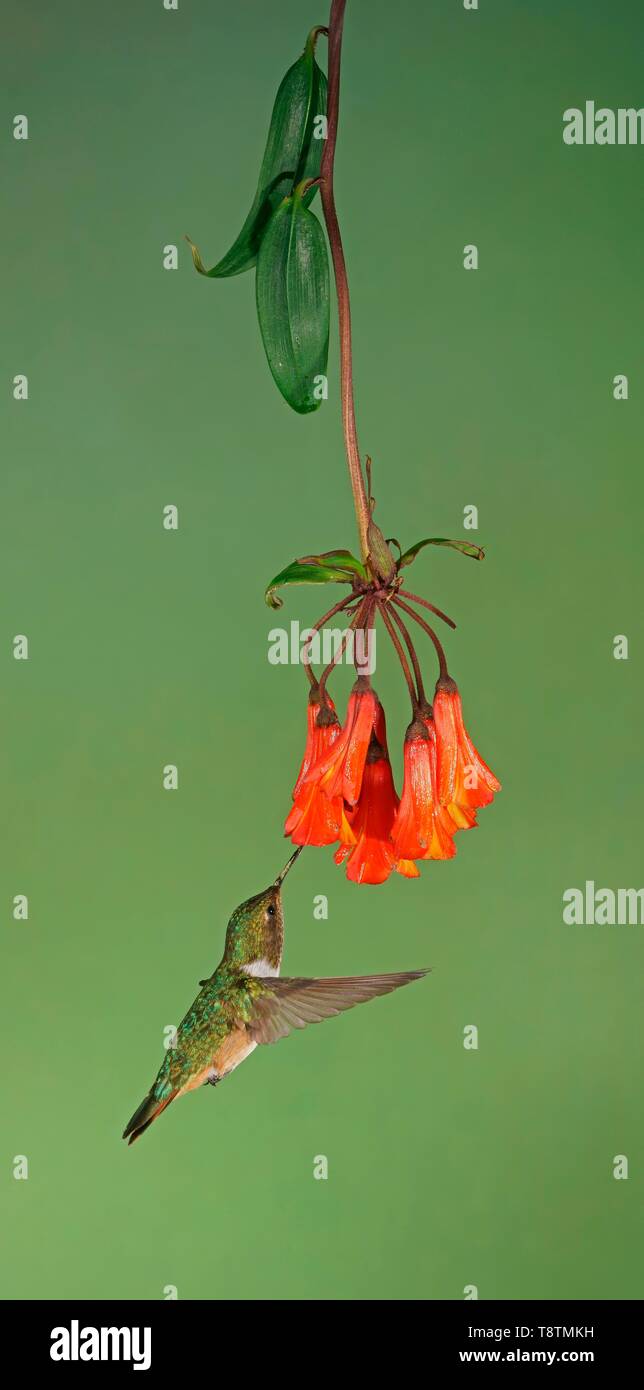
(391, 721), (433, 859)
(432, 677), (501, 812)
(394, 719), (457, 862)
(334, 737), (399, 884)
(285, 692), (343, 846)
(291, 690), (338, 799)
(304, 677), (379, 806)
(285, 779), (343, 846)
(420, 712), (478, 840)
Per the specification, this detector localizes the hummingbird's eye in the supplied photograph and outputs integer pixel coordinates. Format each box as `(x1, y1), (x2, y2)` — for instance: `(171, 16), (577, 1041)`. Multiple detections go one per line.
(266, 904), (276, 917)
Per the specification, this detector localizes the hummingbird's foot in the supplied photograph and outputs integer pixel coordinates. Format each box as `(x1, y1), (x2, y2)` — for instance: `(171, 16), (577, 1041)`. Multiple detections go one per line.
(206, 1074), (219, 1087)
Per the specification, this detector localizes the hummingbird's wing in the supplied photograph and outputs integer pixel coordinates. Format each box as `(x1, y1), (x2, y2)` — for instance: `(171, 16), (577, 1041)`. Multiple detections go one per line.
(247, 970), (428, 1044)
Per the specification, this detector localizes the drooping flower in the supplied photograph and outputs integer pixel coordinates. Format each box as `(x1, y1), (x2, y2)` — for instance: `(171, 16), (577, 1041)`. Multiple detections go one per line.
(285, 690), (343, 846)
(334, 736), (399, 884)
(393, 719), (457, 863)
(303, 677), (380, 806)
(285, 778), (343, 847)
(432, 677), (500, 812)
(391, 721), (433, 859)
(291, 688), (339, 799)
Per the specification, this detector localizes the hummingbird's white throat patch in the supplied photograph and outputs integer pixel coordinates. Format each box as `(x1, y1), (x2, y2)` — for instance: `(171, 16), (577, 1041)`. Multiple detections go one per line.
(243, 957), (279, 978)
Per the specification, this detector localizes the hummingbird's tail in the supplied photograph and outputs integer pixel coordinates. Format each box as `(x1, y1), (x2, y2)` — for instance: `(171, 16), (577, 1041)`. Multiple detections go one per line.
(122, 1089), (175, 1145)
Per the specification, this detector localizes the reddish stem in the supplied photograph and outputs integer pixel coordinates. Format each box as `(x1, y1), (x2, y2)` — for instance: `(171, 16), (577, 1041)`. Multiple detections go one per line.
(394, 596), (450, 683)
(354, 592), (376, 679)
(318, 594), (369, 700)
(301, 592), (359, 689)
(397, 587), (456, 631)
(386, 601), (426, 706)
(377, 597), (419, 711)
(320, 1), (370, 563)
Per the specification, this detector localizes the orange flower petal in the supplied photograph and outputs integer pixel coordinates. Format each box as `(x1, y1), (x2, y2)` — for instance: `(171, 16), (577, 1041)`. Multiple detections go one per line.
(432, 680), (500, 814)
(286, 781), (342, 846)
(395, 857), (421, 879)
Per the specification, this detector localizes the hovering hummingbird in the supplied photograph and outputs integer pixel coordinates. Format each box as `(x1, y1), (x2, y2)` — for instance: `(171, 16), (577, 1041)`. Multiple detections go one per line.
(123, 847), (427, 1144)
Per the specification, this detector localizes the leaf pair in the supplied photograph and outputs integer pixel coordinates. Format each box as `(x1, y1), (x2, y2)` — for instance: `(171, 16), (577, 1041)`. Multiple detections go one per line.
(264, 538), (485, 608)
(189, 33), (330, 415)
(189, 33), (326, 278)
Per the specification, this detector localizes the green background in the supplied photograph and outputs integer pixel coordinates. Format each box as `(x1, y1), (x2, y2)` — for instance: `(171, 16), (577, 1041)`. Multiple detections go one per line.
(2, 0), (643, 1301)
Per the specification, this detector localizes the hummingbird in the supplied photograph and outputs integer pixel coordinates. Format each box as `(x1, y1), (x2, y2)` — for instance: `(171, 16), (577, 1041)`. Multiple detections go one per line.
(123, 847), (427, 1143)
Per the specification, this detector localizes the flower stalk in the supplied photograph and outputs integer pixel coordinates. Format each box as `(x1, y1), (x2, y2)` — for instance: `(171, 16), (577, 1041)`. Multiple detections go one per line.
(320, 0), (371, 564)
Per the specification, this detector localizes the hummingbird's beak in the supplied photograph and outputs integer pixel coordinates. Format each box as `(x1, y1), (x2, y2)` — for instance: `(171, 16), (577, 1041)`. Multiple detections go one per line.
(274, 845), (303, 887)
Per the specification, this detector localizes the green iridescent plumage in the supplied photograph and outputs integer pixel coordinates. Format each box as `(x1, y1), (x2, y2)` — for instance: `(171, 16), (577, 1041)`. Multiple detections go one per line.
(152, 968), (264, 1101)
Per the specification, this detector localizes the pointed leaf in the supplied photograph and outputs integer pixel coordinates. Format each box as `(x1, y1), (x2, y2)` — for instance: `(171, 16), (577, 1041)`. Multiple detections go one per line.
(265, 560), (353, 610)
(299, 549), (367, 579)
(256, 187), (330, 414)
(188, 40), (327, 279)
(399, 537), (486, 569)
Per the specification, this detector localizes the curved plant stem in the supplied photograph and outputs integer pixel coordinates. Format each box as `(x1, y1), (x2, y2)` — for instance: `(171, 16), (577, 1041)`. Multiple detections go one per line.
(308, 25), (329, 51)
(321, 0), (370, 564)
(354, 592), (376, 678)
(301, 592), (359, 689)
(318, 594), (370, 700)
(397, 587), (457, 631)
(377, 597), (419, 712)
(394, 596), (450, 683)
(387, 601), (427, 706)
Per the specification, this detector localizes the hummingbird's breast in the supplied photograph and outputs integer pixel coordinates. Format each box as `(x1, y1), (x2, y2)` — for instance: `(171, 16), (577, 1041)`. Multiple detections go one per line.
(211, 1026), (257, 1078)
(177, 1024), (257, 1094)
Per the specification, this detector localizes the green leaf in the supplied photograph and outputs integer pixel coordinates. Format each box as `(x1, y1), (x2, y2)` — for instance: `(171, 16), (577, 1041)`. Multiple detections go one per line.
(188, 38), (327, 279)
(398, 537), (486, 569)
(256, 186), (330, 414)
(298, 549), (367, 579)
(265, 560), (354, 610)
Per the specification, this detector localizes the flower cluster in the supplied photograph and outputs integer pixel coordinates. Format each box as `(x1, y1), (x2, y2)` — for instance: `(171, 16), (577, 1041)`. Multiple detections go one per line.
(285, 672), (500, 885)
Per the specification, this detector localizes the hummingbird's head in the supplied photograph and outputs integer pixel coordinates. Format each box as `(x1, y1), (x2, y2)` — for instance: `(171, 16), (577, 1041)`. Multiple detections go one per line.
(223, 847), (303, 973)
